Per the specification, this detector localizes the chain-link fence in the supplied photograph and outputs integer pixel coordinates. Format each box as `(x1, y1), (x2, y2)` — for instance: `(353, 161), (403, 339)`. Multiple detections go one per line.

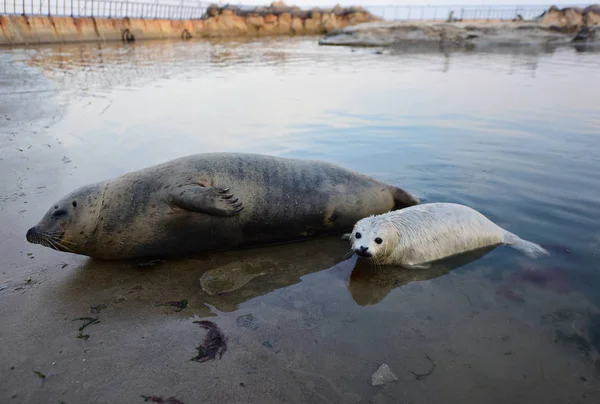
(364, 4), (587, 21)
(0, 0), (207, 18)
(0, 1), (589, 21)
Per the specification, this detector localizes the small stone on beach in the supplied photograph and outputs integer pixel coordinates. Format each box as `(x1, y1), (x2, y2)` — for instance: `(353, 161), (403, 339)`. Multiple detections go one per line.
(371, 363), (398, 386)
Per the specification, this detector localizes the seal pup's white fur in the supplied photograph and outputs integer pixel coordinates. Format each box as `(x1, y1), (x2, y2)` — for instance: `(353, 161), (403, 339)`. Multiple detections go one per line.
(348, 202), (548, 267)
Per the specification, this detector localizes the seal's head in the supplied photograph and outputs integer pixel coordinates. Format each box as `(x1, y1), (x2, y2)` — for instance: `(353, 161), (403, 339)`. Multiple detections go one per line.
(26, 184), (104, 254)
(349, 214), (400, 261)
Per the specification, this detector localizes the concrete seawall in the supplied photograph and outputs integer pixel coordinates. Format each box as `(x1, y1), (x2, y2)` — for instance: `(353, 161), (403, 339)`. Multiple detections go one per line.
(0, 4), (380, 46)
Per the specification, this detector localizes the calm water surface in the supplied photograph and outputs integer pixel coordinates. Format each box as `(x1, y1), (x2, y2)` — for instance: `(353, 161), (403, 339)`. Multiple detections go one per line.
(1, 37), (600, 403)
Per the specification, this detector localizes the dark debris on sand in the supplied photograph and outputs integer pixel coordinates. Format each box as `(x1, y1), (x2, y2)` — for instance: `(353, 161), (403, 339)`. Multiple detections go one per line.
(141, 395), (184, 404)
(191, 320), (227, 362)
(90, 303), (107, 314)
(154, 299), (188, 313)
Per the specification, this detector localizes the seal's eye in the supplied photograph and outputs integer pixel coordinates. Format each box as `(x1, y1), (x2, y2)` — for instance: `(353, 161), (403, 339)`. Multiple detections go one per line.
(375, 237), (383, 244)
(355, 232), (362, 239)
(72, 201), (77, 208)
(53, 209), (67, 218)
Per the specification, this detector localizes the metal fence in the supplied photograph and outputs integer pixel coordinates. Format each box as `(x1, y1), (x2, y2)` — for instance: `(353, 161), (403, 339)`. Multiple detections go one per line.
(0, 0), (209, 18)
(365, 4), (589, 22)
(0, 1), (592, 21)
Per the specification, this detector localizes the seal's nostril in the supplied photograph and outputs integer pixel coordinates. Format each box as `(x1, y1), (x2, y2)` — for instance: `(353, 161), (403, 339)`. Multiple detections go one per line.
(360, 246), (368, 252)
(26, 227), (36, 242)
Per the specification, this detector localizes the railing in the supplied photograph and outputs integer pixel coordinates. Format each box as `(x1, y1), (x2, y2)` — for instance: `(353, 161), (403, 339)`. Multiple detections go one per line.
(364, 4), (589, 22)
(0, 0), (209, 19)
(0, 1), (592, 21)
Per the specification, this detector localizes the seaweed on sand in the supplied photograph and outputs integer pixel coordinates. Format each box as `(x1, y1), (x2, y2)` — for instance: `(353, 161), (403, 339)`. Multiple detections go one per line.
(72, 317), (101, 340)
(191, 320), (228, 362)
(408, 355), (436, 381)
(140, 395), (184, 404)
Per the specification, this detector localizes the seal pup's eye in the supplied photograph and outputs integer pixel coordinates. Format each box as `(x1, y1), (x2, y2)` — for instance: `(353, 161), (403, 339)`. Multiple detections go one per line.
(355, 232), (362, 239)
(375, 237), (383, 244)
(72, 201), (77, 208)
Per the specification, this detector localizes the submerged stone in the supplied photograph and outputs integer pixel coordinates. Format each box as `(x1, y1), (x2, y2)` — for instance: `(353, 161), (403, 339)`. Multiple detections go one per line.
(199, 257), (276, 296)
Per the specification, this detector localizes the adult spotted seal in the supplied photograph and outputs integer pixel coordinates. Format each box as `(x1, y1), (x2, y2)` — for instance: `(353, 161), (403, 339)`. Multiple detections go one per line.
(26, 153), (419, 260)
(349, 202), (548, 267)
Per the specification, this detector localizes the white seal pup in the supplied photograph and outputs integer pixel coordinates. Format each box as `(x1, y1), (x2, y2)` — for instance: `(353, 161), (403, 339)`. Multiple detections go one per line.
(348, 202), (549, 267)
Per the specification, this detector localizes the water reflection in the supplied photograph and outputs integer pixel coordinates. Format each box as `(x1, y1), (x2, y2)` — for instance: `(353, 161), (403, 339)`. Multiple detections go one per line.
(12, 36), (596, 95)
(56, 235), (503, 317)
(348, 246), (497, 306)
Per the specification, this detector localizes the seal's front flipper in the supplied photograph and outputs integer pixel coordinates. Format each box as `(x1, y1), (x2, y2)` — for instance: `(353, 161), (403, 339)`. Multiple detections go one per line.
(169, 184), (244, 217)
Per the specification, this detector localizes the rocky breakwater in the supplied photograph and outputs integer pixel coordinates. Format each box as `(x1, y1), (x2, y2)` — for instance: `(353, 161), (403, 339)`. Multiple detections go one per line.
(0, 2), (379, 46)
(199, 2), (380, 36)
(318, 4), (600, 50)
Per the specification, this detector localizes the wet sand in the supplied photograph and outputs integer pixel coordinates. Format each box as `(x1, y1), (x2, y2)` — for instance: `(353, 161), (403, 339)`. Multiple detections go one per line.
(1, 38), (600, 403)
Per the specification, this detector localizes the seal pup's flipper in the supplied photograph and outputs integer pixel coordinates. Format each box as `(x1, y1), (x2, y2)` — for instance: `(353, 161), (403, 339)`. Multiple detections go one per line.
(169, 185), (244, 217)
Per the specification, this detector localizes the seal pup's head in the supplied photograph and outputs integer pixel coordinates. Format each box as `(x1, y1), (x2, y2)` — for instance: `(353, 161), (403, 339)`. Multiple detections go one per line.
(26, 184), (104, 255)
(349, 213), (401, 262)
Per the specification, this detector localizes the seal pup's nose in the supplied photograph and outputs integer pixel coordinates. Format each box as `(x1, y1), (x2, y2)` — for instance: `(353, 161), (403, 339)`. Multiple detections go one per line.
(355, 246), (372, 258)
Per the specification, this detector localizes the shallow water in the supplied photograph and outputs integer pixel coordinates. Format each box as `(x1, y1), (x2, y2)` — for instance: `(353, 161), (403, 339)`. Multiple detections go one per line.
(1, 37), (600, 403)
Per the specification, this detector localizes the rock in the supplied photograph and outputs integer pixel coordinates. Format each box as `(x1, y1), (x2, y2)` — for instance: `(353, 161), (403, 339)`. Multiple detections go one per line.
(371, 364), (398, 386)
(304, 17), (323, 34)
(264, 14), (278, 24)
(291, 17), (305, 34)
(290, 9), (309, 19)
(279, 12), (292, 23)
(573, 25), (598, 42)
(540, 6), (585, 32)
(247, 16), (265, 28)
(585, 8), (600, 26)
(199, 258), (275, 296)
(278, 16), (293, 34)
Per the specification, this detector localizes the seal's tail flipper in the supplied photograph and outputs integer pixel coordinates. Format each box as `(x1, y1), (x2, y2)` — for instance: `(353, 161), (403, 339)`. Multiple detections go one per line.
(503, 232), (549, 258)
(391, 186), (420, 209)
